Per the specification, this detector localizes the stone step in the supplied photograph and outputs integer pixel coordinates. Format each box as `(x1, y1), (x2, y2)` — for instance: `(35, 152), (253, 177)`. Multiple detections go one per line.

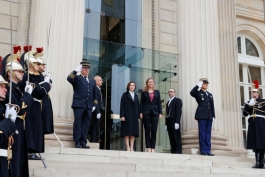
(43, 147), (253, 164)
(30, 170), (263, 177)
(45, 140), (99, 149)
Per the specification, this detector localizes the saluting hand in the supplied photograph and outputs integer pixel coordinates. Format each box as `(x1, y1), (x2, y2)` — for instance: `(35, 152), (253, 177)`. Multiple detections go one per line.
(74, 65), (82, 72)
(120, 117), (125, 121)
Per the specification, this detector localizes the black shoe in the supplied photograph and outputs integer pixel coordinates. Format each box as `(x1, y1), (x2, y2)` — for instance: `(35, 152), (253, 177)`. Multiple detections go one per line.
(252, 162), (261, 168)
(28, 153), (41, 160)
(207, 153), (214, 156)
(82, 145), (90, 149)
(75, 144), (82, 148)
(201, 153), (208, 156)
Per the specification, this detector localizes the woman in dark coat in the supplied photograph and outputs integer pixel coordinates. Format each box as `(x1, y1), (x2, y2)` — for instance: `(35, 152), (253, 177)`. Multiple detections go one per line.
(120, 81), (140, 151)
(140, 77), (162, 153)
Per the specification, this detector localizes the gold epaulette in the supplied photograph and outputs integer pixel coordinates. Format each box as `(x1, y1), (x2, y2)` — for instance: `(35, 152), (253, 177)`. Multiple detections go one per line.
(94, 100), (98, 104)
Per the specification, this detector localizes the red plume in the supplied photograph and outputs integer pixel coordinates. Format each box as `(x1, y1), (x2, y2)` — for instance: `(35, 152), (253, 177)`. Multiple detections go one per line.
(17, 46), (21, 51)
(23, 45), (32, 52)
(13, 46), (19, 54)
(36, 47), (43, 53)
(253, 80), (259, 89)
(0, 56), (2, 61)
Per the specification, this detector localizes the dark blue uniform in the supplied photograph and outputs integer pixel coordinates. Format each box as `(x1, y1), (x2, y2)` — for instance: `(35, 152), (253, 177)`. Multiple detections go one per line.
(88, 86), (104, 142)
(4, 81), (34, 177)
(0, 105), (16, 177)
(190, 85), (215, 155)
(67, 71), (98, 147)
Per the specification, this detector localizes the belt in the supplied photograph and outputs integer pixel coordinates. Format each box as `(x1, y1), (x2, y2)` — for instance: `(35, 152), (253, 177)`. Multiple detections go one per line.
(0, 149), (7, 157)
(249, 114), (265, 119)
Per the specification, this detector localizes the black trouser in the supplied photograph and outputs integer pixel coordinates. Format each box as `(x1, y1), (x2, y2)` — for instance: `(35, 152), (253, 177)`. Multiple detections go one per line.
(143, 111), (159, 149)
(88, 111), (101, 142)
(166, 118), (182, 154)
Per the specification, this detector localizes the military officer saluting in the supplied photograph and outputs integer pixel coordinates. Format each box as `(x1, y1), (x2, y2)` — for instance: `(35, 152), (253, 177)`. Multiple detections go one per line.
(67, 61), (98, 148)
(243, 80), (265, 169)
(190, 78), (215, 156)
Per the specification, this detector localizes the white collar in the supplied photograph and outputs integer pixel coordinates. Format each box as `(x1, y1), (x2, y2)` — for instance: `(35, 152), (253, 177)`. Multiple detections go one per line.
(97, 86), (101, 90)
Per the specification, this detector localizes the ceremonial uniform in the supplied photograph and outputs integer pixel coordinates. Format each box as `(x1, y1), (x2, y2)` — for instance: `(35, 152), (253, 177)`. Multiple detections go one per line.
(20, 72), (50, 153)
(0, 105), (16, 177)
(67, 62), (98, 148)
(88, 86), (104, 142)
(190, 79), (215, 155)
(165, 97), (182, 154)
(4, 81), (34, 177)
(39, 73), (54, 134)
(2, 47), (34, 177)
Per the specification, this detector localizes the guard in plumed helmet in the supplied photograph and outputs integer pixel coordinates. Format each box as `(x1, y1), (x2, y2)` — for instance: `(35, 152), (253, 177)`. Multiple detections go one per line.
(35, 47), (54, 135)
(67, 61), (98, 149)
(0, 71), (18, 177)
(2, 46), (34, 177)
(19, 46), (51, 160)
(243, 80), (265, 169)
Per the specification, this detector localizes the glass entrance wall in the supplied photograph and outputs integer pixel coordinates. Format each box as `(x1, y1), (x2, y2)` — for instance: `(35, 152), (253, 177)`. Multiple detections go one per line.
(83, 37), (178, 153)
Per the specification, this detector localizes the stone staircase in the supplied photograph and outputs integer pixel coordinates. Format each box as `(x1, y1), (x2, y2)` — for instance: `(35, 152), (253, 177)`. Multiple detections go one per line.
(28, 147), (264, 177)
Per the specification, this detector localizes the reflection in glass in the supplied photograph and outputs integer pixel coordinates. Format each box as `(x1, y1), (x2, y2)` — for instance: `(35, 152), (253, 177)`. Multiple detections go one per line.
(239, 64), (243, 82)
(248, 66), (261, 84)
(245, 38), (259, 57)
(237, 37), (241, 53)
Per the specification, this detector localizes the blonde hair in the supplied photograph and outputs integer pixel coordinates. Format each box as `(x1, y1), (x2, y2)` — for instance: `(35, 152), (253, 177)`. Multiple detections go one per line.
(143, 77), (155, 92)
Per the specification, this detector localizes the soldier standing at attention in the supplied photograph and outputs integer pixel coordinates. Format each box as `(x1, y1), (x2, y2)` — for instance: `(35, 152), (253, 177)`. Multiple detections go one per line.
(88, 75), (104, 143)
(67, 61), (98, 149)
(190, 78), (215, 156)
(243, 80), (265, 169)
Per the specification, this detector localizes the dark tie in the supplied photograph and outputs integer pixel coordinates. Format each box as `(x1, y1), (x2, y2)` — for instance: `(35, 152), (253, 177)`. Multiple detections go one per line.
(84, 76), (89, 83)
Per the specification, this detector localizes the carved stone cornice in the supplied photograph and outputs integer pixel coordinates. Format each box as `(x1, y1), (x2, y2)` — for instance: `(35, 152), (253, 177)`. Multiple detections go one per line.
(236, 3), (264, 21)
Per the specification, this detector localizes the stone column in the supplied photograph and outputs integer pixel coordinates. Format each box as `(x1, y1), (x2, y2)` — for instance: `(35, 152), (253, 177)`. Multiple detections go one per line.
(178, 0), (244, 155)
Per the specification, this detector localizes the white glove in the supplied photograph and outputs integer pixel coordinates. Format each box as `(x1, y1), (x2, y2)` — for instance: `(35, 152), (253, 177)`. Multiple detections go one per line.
(197, 81), (203, 88)
(74, 65), (82, 72)
(165, 125), (167, 131)
(174, 123), (179, 130)
(44, 72), (51, 83)
(213, 117), (215, 122)
(5, 104), (17, 122)
(248, 98), (256, 106)
(92, 106), (96, 112)
(24, 81), (33, 94)
(96, 113), (101, 119)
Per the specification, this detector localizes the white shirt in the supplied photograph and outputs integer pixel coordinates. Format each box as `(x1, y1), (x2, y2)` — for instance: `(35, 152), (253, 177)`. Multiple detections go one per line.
(168, 96), (175, 106)
(129, 91), (135, 100)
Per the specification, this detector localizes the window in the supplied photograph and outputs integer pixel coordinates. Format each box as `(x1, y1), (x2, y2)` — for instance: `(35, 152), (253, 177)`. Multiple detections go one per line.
(237, 34), (264, 148)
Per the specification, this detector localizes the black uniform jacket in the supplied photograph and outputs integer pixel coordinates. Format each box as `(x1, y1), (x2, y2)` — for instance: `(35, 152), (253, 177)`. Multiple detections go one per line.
(95, 86), (104, 114)
(0, 105), (16, 177)
(190, 85), (215, 120)
(67, 71), (98, 109)
(243, 97), (265, 149)
(140, 90), (162, 115)
(165, 97), (182, 124)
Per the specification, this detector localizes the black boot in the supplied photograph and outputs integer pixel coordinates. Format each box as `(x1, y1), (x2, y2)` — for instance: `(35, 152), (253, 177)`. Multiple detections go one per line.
(252, 150), (260, 168)
(259, 150), (265, 169)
